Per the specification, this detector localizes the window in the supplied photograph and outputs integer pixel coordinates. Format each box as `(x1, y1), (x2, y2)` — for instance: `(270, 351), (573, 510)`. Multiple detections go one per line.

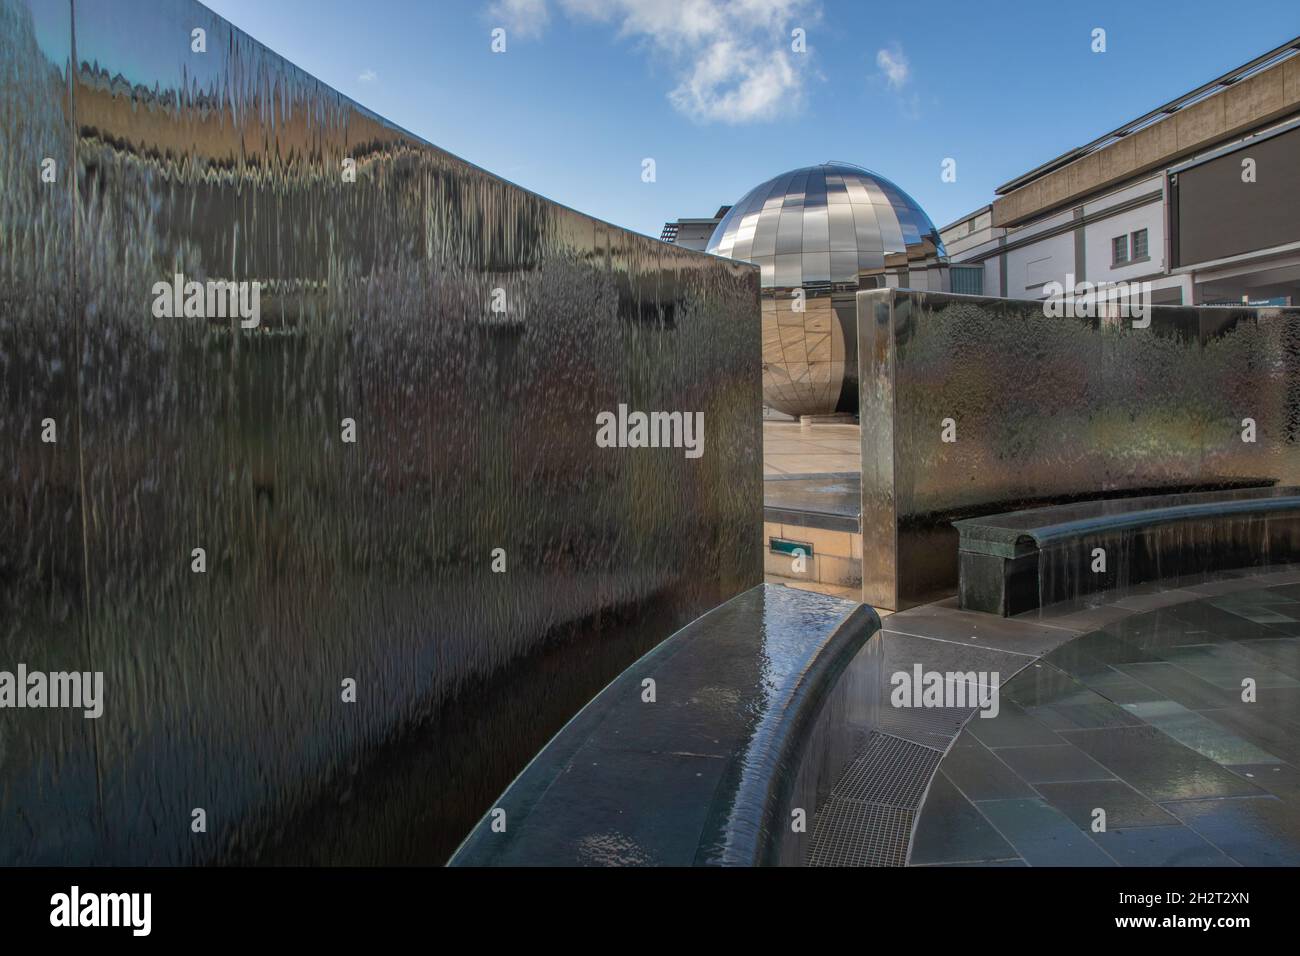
(1113, 229), (1149, 267)
(1131, 228), (1149, 260)
(1112, 234), (1129, 265)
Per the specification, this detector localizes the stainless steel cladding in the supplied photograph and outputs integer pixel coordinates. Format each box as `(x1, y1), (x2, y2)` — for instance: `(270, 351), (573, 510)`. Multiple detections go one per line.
(0, 0), (761, 864)
(708, 163), (948, 418)
(858, 289), (1300, 610)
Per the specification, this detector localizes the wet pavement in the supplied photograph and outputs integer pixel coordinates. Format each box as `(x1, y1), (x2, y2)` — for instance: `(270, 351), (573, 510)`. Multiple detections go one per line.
(911, 579), (1300, 866)
(763, 472), (861, 532)
(450, 585), (878, 866)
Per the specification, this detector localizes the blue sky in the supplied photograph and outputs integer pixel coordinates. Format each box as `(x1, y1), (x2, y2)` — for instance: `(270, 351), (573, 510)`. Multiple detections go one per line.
(202, 0), (1299, 237)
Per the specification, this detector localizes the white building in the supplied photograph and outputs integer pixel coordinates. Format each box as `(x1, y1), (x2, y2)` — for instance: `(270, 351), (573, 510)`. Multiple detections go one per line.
(942, 37), (1300, 308)
(659, 206), (732, 251)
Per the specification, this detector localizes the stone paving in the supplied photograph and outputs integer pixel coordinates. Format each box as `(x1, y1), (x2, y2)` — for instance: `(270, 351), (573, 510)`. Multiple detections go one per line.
(804, 568), (1300, 866)
(909, 573), (1300, 866)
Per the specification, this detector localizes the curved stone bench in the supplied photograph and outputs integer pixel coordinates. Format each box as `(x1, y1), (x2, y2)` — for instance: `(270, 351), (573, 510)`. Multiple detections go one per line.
(448, 585), (880, 866)
(956, 486), (1300, 615)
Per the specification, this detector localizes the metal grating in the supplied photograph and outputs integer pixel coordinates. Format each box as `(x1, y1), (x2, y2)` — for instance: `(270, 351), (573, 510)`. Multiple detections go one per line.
(832, 732), (942, 809)
(805, 801), (913, 867)
(877, 705), (975, 752)
(805, 731), (947, 866)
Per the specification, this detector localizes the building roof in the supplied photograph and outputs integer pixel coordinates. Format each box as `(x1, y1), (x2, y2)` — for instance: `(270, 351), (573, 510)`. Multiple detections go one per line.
(996, 36), (1300, 197)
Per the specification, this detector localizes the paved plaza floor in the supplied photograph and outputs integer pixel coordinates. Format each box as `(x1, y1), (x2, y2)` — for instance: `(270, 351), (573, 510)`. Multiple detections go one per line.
(763, 421), (860, 477)
(910, 579), (1300, 866)
(801, 569), (1300, 866)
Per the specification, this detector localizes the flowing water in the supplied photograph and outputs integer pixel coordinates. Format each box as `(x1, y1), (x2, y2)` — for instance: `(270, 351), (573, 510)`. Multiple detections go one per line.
(0, 0), (762, 864)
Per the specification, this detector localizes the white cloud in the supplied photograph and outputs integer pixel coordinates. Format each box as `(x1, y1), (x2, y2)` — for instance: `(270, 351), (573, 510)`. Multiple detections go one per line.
(358, 68), (377, 83)
(488, 0), (550, 40)
(668, 36), (798, 124)
(498, 0), (820, 124)
(875, 45), (909, 91)
(873, 44), (921, 117)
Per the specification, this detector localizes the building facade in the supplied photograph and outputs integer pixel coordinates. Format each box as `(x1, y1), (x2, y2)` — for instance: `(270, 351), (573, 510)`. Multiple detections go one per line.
(660, 206), (732, 250)
(942, 38), (1300, 308)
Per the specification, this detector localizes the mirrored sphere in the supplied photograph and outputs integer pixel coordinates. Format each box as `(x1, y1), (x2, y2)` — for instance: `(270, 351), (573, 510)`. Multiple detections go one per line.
(706, 163), (948, 418)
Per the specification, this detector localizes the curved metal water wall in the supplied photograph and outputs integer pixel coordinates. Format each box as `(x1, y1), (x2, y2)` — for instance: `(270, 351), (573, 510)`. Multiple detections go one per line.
(860, 289), (1300, 609)
(0, 0), (761, 864)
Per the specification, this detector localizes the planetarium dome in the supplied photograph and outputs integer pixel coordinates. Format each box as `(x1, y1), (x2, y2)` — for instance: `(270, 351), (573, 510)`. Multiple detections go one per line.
(706, 162), (948, 419)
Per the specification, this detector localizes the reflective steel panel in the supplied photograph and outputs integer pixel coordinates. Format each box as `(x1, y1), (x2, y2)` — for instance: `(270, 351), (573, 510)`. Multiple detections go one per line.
(0, 0), (762, 864)
(859, 289), (1300, 609)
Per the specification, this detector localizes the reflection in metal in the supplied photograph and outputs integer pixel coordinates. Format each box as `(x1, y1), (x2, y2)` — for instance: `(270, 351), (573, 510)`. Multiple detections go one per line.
(0, 0), (761, 864)
(858, 289), (1300, 610)
(707, 163), (948, 418)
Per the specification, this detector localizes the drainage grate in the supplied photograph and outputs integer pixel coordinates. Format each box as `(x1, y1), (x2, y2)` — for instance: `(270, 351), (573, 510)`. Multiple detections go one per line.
(832, 733), (942, 809)
(805, 731), (947, 866)
(805, 801), (913, 867)
(877, 704), (974, 752)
